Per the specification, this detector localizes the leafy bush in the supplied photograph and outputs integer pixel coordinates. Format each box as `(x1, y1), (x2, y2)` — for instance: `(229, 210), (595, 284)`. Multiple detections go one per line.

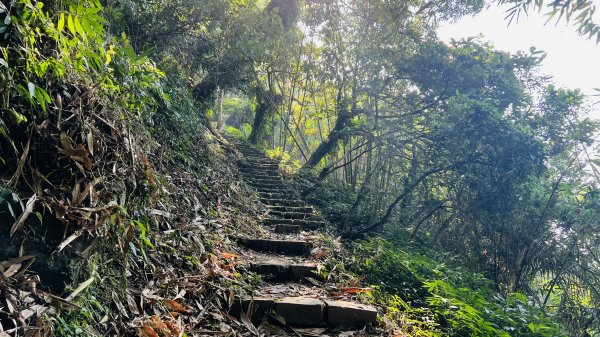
(350, 237), (567, 337)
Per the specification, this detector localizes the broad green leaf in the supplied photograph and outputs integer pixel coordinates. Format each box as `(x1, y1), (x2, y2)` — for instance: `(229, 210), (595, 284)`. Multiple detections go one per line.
(57, 13), (65, 32)
(34, 88), (46, 111)
(67, 14), (75, 35)
(74, 16), (85, 37)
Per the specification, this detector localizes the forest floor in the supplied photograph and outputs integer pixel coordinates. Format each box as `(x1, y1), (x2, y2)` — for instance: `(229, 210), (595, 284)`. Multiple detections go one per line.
(0, 131), (391, 337)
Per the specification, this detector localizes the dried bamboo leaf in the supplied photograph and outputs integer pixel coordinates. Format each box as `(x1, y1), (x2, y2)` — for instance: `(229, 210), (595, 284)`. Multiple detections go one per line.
(9, 137), (31, 188)
(65, 276), (94, 301)
(10, 194), (36, 237)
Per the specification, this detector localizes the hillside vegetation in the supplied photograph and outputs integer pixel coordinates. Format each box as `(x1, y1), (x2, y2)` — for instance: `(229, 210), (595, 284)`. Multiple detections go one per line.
(1, 0), (600, 336)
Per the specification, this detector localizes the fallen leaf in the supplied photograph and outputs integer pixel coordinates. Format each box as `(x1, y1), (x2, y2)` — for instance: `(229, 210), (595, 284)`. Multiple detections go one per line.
(164, 300), (189, 315)
(164, 321), (181, 336)
(149, 315), (170, 336)
(138, 325), (159, 337)
(10, 194), (36, 237)
(220, 252), (240, 260)
(66, 276), (95, 301)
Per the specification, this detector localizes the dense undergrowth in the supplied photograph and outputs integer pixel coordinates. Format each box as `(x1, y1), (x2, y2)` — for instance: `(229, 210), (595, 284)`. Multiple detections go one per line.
(351, 236), (567, 337)
(283, 173), (573, 337)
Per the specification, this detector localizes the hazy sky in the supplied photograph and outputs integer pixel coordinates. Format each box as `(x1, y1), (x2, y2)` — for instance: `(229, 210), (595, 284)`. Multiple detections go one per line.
(437, 3), (600, 118)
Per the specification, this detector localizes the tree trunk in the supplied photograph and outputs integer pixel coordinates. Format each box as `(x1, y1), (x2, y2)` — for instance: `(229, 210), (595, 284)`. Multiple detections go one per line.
(249, 86), (272, 145)
(303, 109), (353, 168)
(214, 87), (224, 130)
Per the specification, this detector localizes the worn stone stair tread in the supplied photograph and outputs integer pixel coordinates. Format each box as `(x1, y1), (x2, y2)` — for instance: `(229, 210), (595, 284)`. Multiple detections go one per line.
(245, 176), (284, 183)
(324, 300), (378, 328)
(260, 198), (306, 206)
(264, 218), (326, 230)
(267, 211), (319, 220)
(268, 205), (314, 213)
(258, 193), (292, 200)
(251, 184), (289, 190)
(275, 296), (326, 327)
(250, 258), (319, 281)
(252, 186), (290, 191)
(274, 223), (301, 234)
(233, 236), (312, 255)
(231, 296), (377, 328)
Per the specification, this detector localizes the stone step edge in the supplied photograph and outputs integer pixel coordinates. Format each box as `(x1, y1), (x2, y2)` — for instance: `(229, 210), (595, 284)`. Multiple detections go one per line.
(230, 296), (378, 328)
(231, 236), (312, 256)
(248, 259), (320, 281)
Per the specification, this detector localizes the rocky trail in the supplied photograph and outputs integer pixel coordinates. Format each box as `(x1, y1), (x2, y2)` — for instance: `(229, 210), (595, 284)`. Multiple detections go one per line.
(226, 139), (378, 336)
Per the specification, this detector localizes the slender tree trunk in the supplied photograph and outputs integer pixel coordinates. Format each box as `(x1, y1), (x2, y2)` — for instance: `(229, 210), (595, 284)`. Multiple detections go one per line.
(214, 87), (224, 130)
(249, 85), (272, 145)
(303, 108), (354, 168)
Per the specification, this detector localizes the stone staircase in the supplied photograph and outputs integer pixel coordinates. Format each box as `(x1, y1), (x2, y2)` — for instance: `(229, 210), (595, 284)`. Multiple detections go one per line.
(227, 139), (378, 334)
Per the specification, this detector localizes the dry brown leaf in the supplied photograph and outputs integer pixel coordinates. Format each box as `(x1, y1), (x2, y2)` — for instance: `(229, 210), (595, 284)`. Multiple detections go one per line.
(149, 315), (170, 336)
(164, 300), (189, 315)
(138, 325), (159, 337)
(219, 253), (239, 260)
(127, 293), (140, 315)
(57, 230), (83, 252)
(59, 133), (93, 170)
(3, 263), (21, 279)
(163, 321), (181, 336)
(87, 130), (94, 156)
(9, 136), (30, 188)
(311, 248), (329, 260)
(71, 180), (82, 206)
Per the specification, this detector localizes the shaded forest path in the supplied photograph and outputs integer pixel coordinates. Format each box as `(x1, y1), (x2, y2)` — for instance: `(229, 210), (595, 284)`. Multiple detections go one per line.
(228, 139), (378, 335)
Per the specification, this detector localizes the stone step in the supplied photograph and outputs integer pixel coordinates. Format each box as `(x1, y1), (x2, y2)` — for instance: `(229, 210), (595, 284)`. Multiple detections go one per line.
(274, 223), (301, 234)
(240, 162), (279, 169)
(246, 180), (291, 190)
(239, 163), (277, 169)
(251, 184), (288, 190)
(249, 259), (318, 281)
(230, 297), (377, 328)
(258, 192), (290, 200)
(240, 167), (280, 176)
(233, 236), (312, 256)
(260, 198), (305, 206)
(245, 176), (283, 182)
(243, 157), (277, 163)
(268, 211), (319, 220)
(242, 175), (281, 182)
(242, 172), (280, 178)
(248, 181), (287, 189)
(268, 205), (314, 213)
(264, 218), (326, 230)
(246, 177), (285, 184)
(255, 187), (294, 195)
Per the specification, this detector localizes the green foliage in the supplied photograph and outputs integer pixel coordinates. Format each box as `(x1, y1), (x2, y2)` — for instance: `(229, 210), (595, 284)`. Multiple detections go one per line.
(351, 237), (567, 337)
(0, 0), (164, 130)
